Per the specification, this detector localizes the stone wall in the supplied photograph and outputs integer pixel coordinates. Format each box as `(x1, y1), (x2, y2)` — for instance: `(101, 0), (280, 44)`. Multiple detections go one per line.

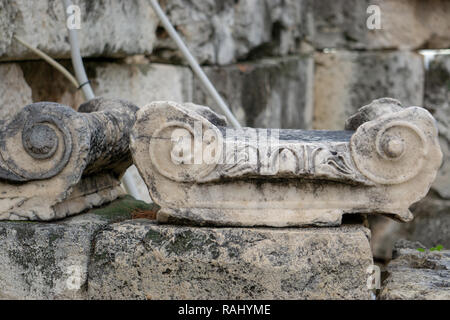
(0, 197), (373, 300)
(0, 0), (449, 263)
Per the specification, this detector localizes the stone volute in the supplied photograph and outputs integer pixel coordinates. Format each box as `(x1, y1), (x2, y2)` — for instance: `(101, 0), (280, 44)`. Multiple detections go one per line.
(131, 98), (443, 227)
(0, 97), (138, 221)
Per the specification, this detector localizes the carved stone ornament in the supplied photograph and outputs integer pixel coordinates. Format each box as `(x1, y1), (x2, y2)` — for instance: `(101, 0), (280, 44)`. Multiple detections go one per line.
(131, 98), (443, 227)
(0, 98), (138, 221)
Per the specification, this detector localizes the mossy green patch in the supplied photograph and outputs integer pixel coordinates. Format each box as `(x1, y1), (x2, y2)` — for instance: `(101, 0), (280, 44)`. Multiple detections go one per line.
(165, 230), (220, 259)
(89, 195), (159, 222)
(145, 229), (163, 245)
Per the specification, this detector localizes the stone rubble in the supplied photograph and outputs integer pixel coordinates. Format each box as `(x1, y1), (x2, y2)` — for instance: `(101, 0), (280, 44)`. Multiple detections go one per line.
(379, 240), (450, 300)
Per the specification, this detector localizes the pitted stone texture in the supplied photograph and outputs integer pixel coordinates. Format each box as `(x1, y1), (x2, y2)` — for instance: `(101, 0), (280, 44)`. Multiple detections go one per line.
(193, 56), (314, 129)
(0, 196), (156, 299)
(314, 51), (424, 130)
(152, 0), (311, 65)
(0, 63), (32, 120)
(88, 221), (373, 300)
(379, 240), (450, 300)
(0, 0), (158, 60)
(311, 0), (450, 50)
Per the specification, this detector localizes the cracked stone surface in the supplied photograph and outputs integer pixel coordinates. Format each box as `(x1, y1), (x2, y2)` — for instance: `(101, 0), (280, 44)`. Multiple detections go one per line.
(1, 0), (449, 64)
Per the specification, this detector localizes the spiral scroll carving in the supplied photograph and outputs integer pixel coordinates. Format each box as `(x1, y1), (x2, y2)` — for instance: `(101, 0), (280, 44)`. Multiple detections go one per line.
(350, 120), (427, 185)
(149, 121), (221, 182)
(0, 105), (73, 182)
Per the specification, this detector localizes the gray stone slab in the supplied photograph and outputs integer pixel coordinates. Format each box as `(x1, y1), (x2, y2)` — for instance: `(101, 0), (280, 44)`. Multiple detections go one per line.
(0, 0), (158, 61)
(88, 220), (374, 299)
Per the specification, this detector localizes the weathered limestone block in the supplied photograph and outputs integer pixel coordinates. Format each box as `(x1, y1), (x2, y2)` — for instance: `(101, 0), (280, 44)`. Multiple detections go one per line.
(311, 0), (450, 50)
(314, 51), (424, 130)
(0, 63), (32, 119)
(131, 98), (442, 227)
(10, 60), (194, 112)
(89, 61), (193, 108)
(152, 0), (311, 65)
(193, 56), (314, 129)
(0, 0), (158, 60)
(0, 196), (157, 299)
(379, 240), (450, 300)
(88, 220), (373, 299)
(0, 98), (137, 221)
(1, 0), (310, 64)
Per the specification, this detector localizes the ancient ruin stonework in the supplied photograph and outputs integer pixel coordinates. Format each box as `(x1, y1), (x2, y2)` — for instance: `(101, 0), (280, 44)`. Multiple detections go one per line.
(379, 240), (450, 300)
(0, 98), (137, 221)
(88, 221), (373, 300)
(131, 98), (442, 227)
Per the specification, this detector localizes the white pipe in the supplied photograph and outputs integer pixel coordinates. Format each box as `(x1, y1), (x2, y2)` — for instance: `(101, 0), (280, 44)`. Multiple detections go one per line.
(62, 0), (95, 101)
(121, 168), (142, 200)
(148, 0), (242, 129)
(61, 0), (142, 200)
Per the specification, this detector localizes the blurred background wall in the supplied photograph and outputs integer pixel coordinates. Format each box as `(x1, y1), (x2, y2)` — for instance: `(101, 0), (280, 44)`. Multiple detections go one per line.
(0, 0), (449, 262)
